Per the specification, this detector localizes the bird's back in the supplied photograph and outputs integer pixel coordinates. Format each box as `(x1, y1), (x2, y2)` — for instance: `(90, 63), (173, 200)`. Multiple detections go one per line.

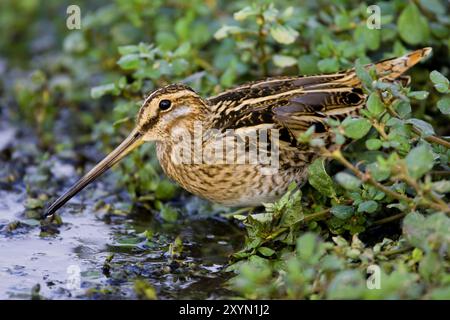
(207, 47), (432, 145)
(160, 48), (432, 207)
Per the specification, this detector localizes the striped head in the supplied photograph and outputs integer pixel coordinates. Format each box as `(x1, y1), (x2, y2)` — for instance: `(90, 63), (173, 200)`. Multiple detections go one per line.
(136, 84), (210, 142)
(43, 84), (209, 218)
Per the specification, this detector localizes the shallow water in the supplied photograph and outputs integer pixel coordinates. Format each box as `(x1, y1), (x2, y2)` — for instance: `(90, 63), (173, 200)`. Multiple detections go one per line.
(0, 121), (245, 300)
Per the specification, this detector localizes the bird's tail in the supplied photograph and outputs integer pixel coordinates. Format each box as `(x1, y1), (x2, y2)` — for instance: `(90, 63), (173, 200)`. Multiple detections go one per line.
(373, 47), (432, 81)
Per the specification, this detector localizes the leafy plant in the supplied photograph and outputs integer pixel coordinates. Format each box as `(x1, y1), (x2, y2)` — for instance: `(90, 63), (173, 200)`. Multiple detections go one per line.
(1, 0), (449, 300)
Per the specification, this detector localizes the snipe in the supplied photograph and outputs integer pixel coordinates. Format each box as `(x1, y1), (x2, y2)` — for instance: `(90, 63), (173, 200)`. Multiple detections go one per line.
(44, 48), (432, 217)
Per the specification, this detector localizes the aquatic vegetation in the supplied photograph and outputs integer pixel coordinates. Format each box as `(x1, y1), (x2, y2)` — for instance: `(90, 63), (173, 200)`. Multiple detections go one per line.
(0, 0), (448, 299)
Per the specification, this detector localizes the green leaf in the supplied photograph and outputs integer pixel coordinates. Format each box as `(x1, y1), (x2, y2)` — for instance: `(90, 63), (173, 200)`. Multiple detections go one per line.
(270, 25), (299, 44)
(354, 25), (380, 50)
(432, 180), (450, 194)
(173, 42), (191, 57)
(159, 204), (179, 223)
(430, 70), (449, 93)
(397, 3), (430, 45)
(335, 133), (346, 145)
(342, 118), (372, 140)
(331, 205), (354, 219)
(317, 57), (339, 73)
(220, 59), (237, 87)
(172, 58), (189, 75)
(214, 25), (243, 40)
(91, 83), (119, 99)
(233, 6), (258, 21)
(273, 54), (297, 68)
(366, 139), (382, 150)
(155, 180), (177, 200)
(298, 55), (319, 75)
(407, 91), (429, 100)
(403, 212), (450, 253)
(430, 70), (449, 85)
(25, 198), (45, 209)
(308, 158), (336, 198)
(279, 189), (304, 228)
(262, 6), (278, 22)
(405, 144), (434, 179)
(335, 11), (351, 29)
(357, 200), (378, 213)
(335, 172), (362, 190)
(258, 247), (275, 257)
(355, 59), (373, 88)
(327, 270), (366, 299)
(310, 138), (325, 147)
(419, 0), (445, 15)
(367, 162), (390, 182)
(366, 93), (385, 117)
(297, 124), (315, 143)
(30, 70), (47, 86)
(395, 101), (412, 118)
(134, 279), (157, 300)
(419, 252), (442, 281)
(435, 84), (449, 94)
(437, 96), (450, 115)
(117, 54), (140, 70)
(406, 119), (435, 137)
(296, 233), (317, 260)
(118, 45), (139, 55)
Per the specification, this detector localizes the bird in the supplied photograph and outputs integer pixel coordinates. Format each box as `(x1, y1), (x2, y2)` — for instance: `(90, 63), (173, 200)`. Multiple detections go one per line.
(44, 47), (432, 217)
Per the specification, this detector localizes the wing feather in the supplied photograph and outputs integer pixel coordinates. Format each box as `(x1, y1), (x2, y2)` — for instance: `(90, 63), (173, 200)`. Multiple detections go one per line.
(207, 48), (431, 143)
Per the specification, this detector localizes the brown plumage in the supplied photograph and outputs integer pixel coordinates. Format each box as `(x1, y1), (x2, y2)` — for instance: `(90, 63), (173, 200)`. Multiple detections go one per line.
(44, 47), (432, 216)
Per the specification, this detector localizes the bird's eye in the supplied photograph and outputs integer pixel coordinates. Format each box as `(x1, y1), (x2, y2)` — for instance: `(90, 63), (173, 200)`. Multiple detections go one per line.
(159, 99), (172, 110)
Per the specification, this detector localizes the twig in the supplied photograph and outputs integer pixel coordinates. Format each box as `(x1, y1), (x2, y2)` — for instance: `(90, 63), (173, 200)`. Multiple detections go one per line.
(329, 149), (410, 203)
(379, 246), (413, 257)
(371, 120), (389, 140)
(419, 131), (450, 149)
(373, 212), (406, 225)
(303, 208), (331, 222)
(397, 172), (450, 213)
(264, 209), (330, 242)
(387, 106), (450, 149)
(327, 149), (450, 214)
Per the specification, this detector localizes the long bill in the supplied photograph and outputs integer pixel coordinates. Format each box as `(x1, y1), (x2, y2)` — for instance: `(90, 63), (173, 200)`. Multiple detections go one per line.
(44, 129), (144, 218)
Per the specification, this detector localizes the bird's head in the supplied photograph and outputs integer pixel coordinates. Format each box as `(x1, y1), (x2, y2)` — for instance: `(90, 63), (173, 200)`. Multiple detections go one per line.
(136, 84), (209, 141)
(44, 84), (208, 217)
